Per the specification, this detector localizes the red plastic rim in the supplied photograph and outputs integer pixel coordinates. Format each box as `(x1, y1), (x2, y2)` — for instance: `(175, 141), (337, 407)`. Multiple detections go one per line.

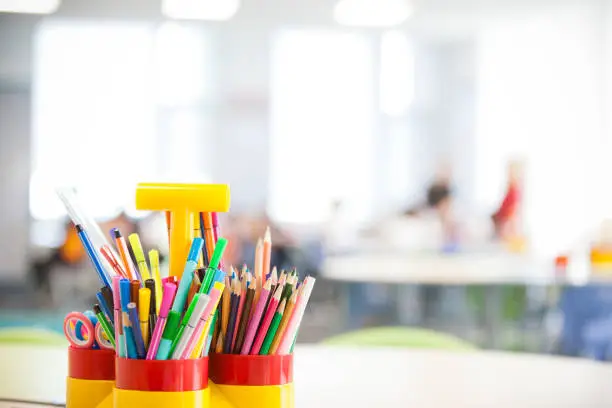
(115, 357), (208, 392)
(209, 353), (293, 386)
(68, 347), (115, 381)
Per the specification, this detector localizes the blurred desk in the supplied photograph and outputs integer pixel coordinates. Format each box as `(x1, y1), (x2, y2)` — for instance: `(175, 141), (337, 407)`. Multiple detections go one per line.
(323, 252), (610, 286)
(1, 345), (611, 407)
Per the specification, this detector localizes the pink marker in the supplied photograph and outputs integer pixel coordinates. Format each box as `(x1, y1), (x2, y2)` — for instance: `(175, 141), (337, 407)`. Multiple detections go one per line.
(211, 212), (224, 269)
(181, 286), (223, 359)
(146, 282), (177, 360)
(112, 276), (125, 357)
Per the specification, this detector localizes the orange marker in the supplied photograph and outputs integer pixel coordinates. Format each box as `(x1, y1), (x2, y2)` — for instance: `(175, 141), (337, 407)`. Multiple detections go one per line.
(202, 212), (215, 264)
(112, 228), (138, 281)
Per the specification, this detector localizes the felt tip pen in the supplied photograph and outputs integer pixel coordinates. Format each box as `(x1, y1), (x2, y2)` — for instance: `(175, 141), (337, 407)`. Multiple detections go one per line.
(145, 279), (158, 340)
(139, 287), (151, 347)
(199, 213), (210, 266)
(148, 250), (162, 313)
(171, 293), (210, 355)
(128, 302), (146, 359)
(172, 294), (209, 359)
(155, 311), (181, 360)
(129, 233), (151, 282)
(100, 286), (115, 325)
(111, 228), (138, 281)
(146, 282), (177, 360)
(199, 238), (228, 295)
(112, 276), (126, 357)
(182, 282), (224, 359)
(100, 245), (127, 278)
(96, 291), (114, 327)
(75, 224), (111, 288)
(93, 304), (115, 348)
(120, 279), (138, 359)
(171, 237), (204, 314)
(130, 280), (140, 309)
(211, 212), (224, 269)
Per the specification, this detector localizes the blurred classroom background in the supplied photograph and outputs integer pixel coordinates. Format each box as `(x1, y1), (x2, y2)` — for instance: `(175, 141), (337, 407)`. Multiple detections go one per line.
(3, 0), (612, 360)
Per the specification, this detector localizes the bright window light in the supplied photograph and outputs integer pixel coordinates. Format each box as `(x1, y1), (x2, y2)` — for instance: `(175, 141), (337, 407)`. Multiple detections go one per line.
(162, 0), (239, 21)
(334, 0), (412, 28)
(0, 0), (59, 14)
(380, 30), (414, 116)
(269, 29), (375, 224)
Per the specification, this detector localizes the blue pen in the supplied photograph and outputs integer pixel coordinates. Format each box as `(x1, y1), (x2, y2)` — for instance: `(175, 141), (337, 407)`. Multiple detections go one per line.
(128, 303), (146, 358)
(120, 279), (138, 359)
(96, 292), (114, 326)
(171, 238), (204, 314)
(76, 224), (111, 288)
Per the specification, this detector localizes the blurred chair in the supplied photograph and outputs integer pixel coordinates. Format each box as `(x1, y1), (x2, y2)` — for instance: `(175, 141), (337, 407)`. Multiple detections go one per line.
(322, 326), (476, 350)
(0, 327), (66, 346)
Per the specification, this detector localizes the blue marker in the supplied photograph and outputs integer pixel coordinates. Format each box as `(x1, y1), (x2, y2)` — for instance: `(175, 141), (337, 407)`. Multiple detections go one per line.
(212, 269), (226, 293)
(120, 279), (138, 359)
(75, 224), (111, 288)
(171, 238), (204, 314)
(128, 303), (146, 358)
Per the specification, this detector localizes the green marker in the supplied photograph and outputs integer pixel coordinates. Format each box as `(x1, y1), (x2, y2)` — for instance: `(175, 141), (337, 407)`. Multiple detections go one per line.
(200, 238), (228, 294)
(93, 304), (115, 347)
(170, 294), (202, 353)
(156, 311), (181, 360)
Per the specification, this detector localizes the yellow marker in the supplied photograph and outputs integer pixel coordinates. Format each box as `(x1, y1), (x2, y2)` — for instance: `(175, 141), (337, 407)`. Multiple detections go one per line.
(138, 288), (151, 347)
(135, 183), (230, 278)
(128, 233), (151, 281)
(148, 249), (163, 313)
(190, 281), (225, 358)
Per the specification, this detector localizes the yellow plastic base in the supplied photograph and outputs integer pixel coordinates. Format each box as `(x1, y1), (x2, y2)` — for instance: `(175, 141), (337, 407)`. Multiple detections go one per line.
(66, 377), (114, 408)
(210, 382), (294, 408)
(113, 387), (210, 408)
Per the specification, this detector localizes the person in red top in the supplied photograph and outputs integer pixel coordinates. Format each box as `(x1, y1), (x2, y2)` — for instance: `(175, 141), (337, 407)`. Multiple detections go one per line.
(492, 160), (523, 239)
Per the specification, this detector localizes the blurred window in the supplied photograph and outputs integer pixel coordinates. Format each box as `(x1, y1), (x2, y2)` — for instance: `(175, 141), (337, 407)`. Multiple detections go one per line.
(380, 30), (414, 116)
(32, 21), (212, 220)
(269, 29), (376, 224)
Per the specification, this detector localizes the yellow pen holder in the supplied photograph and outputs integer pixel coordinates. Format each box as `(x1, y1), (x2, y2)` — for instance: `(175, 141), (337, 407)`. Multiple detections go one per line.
(113, 357), (210, 408)
(66, 347), (115, 408)
(209, 353), (294, 408)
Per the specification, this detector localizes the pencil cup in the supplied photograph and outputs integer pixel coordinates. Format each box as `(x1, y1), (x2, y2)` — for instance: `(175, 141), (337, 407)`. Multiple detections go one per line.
(113, 357), (210, 408)
(209, 354), (294, 408)
(66, 347), (115, 408)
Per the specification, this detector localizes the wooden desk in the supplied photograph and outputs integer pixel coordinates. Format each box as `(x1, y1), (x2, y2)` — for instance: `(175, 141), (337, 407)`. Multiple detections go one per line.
(0, 345), (610, 407)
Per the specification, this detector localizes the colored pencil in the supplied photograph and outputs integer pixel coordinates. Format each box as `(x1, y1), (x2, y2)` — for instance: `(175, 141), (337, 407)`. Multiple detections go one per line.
(234, 279), (256, 353)
(254, 238), (264, 285)
(223, 281), (240, 354)
(259, 299), (285, 355)
(248, 284), (282, 355)
(270, 290), (298, 354)
(262, 226), (272, 281)
(240, 279), (271, 354)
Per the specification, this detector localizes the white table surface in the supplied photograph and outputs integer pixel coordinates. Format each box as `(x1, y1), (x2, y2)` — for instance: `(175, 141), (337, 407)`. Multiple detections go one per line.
(322, 252), (612, 285)
(1, 345), (611, 407)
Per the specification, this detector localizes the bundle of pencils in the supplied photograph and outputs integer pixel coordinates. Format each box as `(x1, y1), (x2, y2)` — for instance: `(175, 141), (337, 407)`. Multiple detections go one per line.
(72, 212), (228, 360)
(211, 228), (316, 356)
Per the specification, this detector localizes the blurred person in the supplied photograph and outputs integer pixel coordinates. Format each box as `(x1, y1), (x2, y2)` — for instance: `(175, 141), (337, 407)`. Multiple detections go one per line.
(491, 160), (523, 240)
